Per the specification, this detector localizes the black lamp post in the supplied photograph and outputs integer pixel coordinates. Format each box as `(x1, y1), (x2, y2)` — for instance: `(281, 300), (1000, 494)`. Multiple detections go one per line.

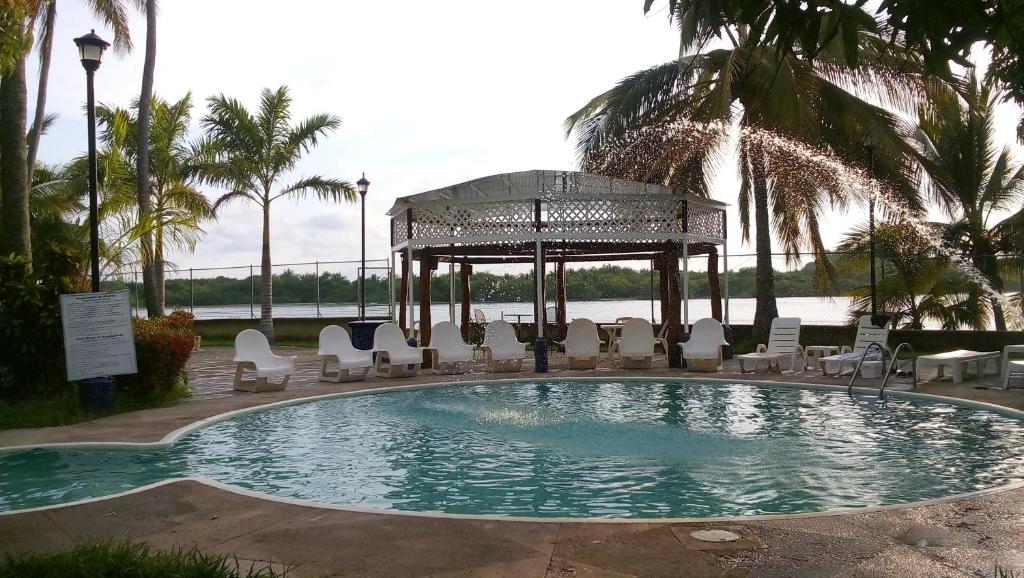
(74, 30), (110, 292)
(357, 173), (370, 320)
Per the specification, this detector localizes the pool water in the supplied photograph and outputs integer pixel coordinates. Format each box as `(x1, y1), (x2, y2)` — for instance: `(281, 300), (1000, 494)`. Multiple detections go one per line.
(2, 380), (1023, 518)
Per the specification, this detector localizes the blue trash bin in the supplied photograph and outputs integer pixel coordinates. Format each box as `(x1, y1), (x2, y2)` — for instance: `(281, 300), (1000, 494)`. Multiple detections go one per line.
(79, 377), (116, 412)
(534, 337), (549, 373)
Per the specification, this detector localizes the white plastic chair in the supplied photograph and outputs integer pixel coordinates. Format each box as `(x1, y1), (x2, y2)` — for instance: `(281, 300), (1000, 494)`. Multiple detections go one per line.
(1002, 345), (1024, 388)
(654, 322), (669, 353)
(372, 323), (424, 378)
(317, 325), (372, 383)
(473, 308), (487, 323)
(619, 318), (656, 369)
(232, 329), (296, 392)
(557, 318), (602, 370)
(737, 317), (805, 373)
(428, 321), (475, 373)
(818, 315), (889, 377)
(679, 318), (728, 371)
(481, 320), (528, 372)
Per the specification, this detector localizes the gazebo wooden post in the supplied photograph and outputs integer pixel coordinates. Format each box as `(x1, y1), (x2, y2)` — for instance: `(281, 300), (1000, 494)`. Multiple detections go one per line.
(555, 260), (567, 337)
(665, 244), (682, 368)
(418, 255), (436, 351)
(656, 255), (669, 325)
(398, 252), (409, 332)
(708, 247), (723, 322)
(460, 263), (472, 340)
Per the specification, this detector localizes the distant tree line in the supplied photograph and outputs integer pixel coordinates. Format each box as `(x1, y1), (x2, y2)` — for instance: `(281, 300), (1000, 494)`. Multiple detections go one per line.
(104, 264), (923, 306)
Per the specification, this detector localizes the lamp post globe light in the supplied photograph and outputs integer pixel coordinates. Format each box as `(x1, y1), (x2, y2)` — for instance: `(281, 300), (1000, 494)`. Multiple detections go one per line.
(74, 29), (110, 292)
(357, 173), (370, 320)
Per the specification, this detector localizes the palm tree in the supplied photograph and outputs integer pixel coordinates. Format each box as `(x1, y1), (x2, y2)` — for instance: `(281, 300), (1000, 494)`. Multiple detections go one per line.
(915, 72), (1024, 330)
(565, 17), (927, 342)
(5, 0), (133, 271)
(199, 86), (355, 340)
(836, 222), (987, 330)
(94, 93), (213, 311)
(135, 0), (158, 316)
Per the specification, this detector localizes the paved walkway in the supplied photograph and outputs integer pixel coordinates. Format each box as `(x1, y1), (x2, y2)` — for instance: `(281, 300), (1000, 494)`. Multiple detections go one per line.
(1, 347), (1023, 576)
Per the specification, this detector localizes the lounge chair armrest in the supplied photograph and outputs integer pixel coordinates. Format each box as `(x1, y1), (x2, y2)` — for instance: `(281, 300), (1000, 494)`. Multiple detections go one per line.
(841, 345), (852, 354)
(756, 344), (767, 353)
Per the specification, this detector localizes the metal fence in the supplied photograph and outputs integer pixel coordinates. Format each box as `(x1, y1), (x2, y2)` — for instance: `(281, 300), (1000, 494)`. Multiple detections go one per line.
(102, 251), (1024, 328)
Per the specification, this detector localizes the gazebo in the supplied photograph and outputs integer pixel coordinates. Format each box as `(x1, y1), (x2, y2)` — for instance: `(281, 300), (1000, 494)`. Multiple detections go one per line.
(387, 170), (729, 368)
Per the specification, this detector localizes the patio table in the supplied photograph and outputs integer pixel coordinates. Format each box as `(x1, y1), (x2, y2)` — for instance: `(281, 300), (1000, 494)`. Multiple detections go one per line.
(915, 350), (1000, 385)
(600, 324), (624, 361)
(804, 345), (839, 371)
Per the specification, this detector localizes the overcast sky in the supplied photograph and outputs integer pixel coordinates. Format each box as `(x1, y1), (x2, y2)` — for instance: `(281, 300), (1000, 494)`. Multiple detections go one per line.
(32, 1), (1023, 279)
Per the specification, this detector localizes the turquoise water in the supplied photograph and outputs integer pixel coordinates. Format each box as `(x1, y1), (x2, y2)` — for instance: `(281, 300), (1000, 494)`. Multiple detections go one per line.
(2, 380), (1024, 518)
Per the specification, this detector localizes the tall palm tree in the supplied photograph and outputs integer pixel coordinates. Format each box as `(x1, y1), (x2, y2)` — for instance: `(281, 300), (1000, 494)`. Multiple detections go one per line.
(135, 0), (158, 316)
(836, 222), (987, 330)
(94, 93), (213, 311)
(26, 0), (134, 172)
(565, 18), (927, 342)
(199, 86), (355, 340)
(5, 0), (133, 272)
(915, 72), (1024, 330)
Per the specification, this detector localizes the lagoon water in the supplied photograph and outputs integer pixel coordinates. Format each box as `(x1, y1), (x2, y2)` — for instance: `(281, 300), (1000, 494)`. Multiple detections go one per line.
(158, 296), (870, 325)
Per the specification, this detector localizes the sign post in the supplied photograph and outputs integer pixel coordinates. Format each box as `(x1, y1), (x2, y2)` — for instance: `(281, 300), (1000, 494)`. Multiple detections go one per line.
(60, 290), (137, 410)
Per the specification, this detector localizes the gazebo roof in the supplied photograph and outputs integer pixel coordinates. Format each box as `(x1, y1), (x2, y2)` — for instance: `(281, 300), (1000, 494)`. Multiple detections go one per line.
(387, 169), (727, 216)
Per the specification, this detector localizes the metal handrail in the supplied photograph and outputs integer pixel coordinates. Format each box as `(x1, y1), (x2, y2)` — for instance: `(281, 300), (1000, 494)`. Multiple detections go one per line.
(879, 343), (916, 398)
(847, 341), (887, 396)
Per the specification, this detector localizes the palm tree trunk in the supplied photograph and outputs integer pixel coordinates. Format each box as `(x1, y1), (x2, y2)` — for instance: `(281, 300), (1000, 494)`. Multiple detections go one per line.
(0, 54), (32, 269)
(25, 0), (55, 175)
(155, 221), (165, 313)
(260, 202), (275, 340)
(137, 0), (160, 317)
(751, 154), (778, 343)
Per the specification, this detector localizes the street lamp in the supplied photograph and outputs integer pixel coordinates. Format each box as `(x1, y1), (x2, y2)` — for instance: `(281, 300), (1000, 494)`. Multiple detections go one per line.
(74, 30), (110, 292)
(357, 173), (370, 320)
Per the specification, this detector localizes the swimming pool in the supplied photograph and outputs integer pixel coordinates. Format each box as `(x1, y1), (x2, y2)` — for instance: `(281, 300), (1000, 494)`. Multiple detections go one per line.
(2, 379), (1023, 519)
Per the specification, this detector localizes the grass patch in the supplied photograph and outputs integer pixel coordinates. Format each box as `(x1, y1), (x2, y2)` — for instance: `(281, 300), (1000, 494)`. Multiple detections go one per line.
(0, 380), (191, 431)
(0, 542), (287, 577)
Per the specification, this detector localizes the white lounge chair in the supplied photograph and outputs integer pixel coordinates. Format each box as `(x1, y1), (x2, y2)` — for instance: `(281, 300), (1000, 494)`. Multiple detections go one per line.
(679, 318), (728, 371)
(916, 349), (1000, 384)
(737, 317), (805, 373)
(481, 320), (528, 372)
(619, 318), (656, 369)
(818, 315), (889, 377)
(557, 318), (602, 370)
(428, 321), (475, 373)
(372, 323), (424, 378)
(316, 325), (372, 383)
(473, 308), (487, 323)
(232, 329), (296, 392)
(1003, 345), (1024, 388)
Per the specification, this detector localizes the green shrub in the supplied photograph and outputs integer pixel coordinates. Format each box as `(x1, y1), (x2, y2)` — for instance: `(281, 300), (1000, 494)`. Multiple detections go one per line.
(0, 245), (84, 401)
(0, 542), (287, 578)
(118, 311), (197, 400)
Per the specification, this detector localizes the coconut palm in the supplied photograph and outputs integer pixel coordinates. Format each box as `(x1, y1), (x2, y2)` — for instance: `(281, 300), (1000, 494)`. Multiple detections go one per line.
(915, 72), (1024, 331)
(836, 222), (987, 330)
(5, 0), (133, 272)
(565, 15), (927, 342)
(135, 0), (158, 316)
(199, 86), (355, 340)
(92, 93), (213, 311)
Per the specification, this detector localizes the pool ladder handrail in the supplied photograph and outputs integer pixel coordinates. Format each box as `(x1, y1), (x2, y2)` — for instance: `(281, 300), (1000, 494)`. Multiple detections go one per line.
(847, 342), (887, 397)
(879, 342), (917, 398)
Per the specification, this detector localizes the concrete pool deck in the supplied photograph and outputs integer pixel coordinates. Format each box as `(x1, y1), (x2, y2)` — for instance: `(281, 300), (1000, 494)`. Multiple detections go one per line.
(1, 347), (1023, 576)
